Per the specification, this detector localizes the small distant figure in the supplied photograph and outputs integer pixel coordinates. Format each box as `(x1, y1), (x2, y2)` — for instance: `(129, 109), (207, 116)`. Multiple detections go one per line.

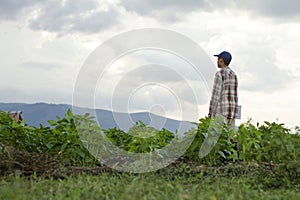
(8, 111), (26, 124)
(208, 51), (238, 131)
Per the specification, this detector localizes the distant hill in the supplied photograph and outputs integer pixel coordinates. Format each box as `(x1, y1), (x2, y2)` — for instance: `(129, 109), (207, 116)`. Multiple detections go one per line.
(0, 103), (195, 134)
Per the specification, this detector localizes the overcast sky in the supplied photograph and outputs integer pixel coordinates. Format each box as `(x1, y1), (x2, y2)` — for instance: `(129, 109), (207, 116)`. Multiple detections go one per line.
(0, 0), (300, 128)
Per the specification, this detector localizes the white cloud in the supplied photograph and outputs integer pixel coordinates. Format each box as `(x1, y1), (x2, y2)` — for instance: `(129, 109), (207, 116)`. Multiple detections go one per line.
(235, 0), (300, 20)
(118, 0), (211, 22)
(0, 21), (90, 104)
(118, 0), (300, 23)
(0, 0), (40, 20)
(28, 0), (120, 34)
(239, 81), (300, 128)
(91, 50), (209, 121)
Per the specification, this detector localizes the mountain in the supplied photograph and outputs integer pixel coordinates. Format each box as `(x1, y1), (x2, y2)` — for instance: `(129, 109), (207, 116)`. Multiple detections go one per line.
(0, 103), (195, 134)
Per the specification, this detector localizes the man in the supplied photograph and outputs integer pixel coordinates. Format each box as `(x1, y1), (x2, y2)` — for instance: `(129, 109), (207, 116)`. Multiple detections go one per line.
(208, 51), (238, 131)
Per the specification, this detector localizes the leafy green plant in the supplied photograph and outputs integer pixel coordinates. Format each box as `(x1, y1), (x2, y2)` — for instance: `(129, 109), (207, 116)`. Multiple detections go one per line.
(1, 109), (299, 169)
(183, 117), (238, 165)
(47, 110), (97, 165)
(104, 121), (175, 153)
(258, 121), (299, 163)
(183, 117), (210, 162)
(0, 110), (97, 166)
(236, 120), (262, 162)
(236, 120), (300, 164)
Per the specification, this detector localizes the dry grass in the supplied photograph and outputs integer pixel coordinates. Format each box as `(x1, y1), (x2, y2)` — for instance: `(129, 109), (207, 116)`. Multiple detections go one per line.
(0, 144), (59, 177)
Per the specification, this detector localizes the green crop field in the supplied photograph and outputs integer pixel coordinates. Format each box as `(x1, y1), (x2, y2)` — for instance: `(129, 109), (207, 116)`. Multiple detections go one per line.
(0, 110), (299, 200)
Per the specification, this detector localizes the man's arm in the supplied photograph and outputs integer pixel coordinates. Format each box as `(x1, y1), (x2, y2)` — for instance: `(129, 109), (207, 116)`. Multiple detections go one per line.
(209, 73), (222, 117)
(233, 74), (239, 119)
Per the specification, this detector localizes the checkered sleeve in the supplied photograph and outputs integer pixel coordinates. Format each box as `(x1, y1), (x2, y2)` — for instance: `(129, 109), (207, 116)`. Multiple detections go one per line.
(209, 72), (222, 117)
(232, 75), (238, 119)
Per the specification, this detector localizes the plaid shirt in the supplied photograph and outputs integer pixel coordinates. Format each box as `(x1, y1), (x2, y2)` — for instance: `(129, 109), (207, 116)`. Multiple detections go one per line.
(209, 67), (238, 119)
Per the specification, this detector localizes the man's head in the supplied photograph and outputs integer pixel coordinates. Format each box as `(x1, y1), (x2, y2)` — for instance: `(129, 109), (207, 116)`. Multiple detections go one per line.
(214, 51), (232, 68)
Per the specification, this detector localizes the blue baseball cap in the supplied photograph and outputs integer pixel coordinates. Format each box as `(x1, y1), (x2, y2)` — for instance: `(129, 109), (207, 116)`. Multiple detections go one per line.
(214, 51), (232, 65)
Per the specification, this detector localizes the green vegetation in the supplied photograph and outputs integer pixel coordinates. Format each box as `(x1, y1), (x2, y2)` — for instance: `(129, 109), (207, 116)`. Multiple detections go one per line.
(0, 110), (299, 199)
(0, 170), (299, 200)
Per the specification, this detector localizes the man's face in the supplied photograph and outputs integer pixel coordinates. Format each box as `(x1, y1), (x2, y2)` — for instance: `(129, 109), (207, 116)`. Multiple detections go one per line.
(217, 57), (223, 68)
